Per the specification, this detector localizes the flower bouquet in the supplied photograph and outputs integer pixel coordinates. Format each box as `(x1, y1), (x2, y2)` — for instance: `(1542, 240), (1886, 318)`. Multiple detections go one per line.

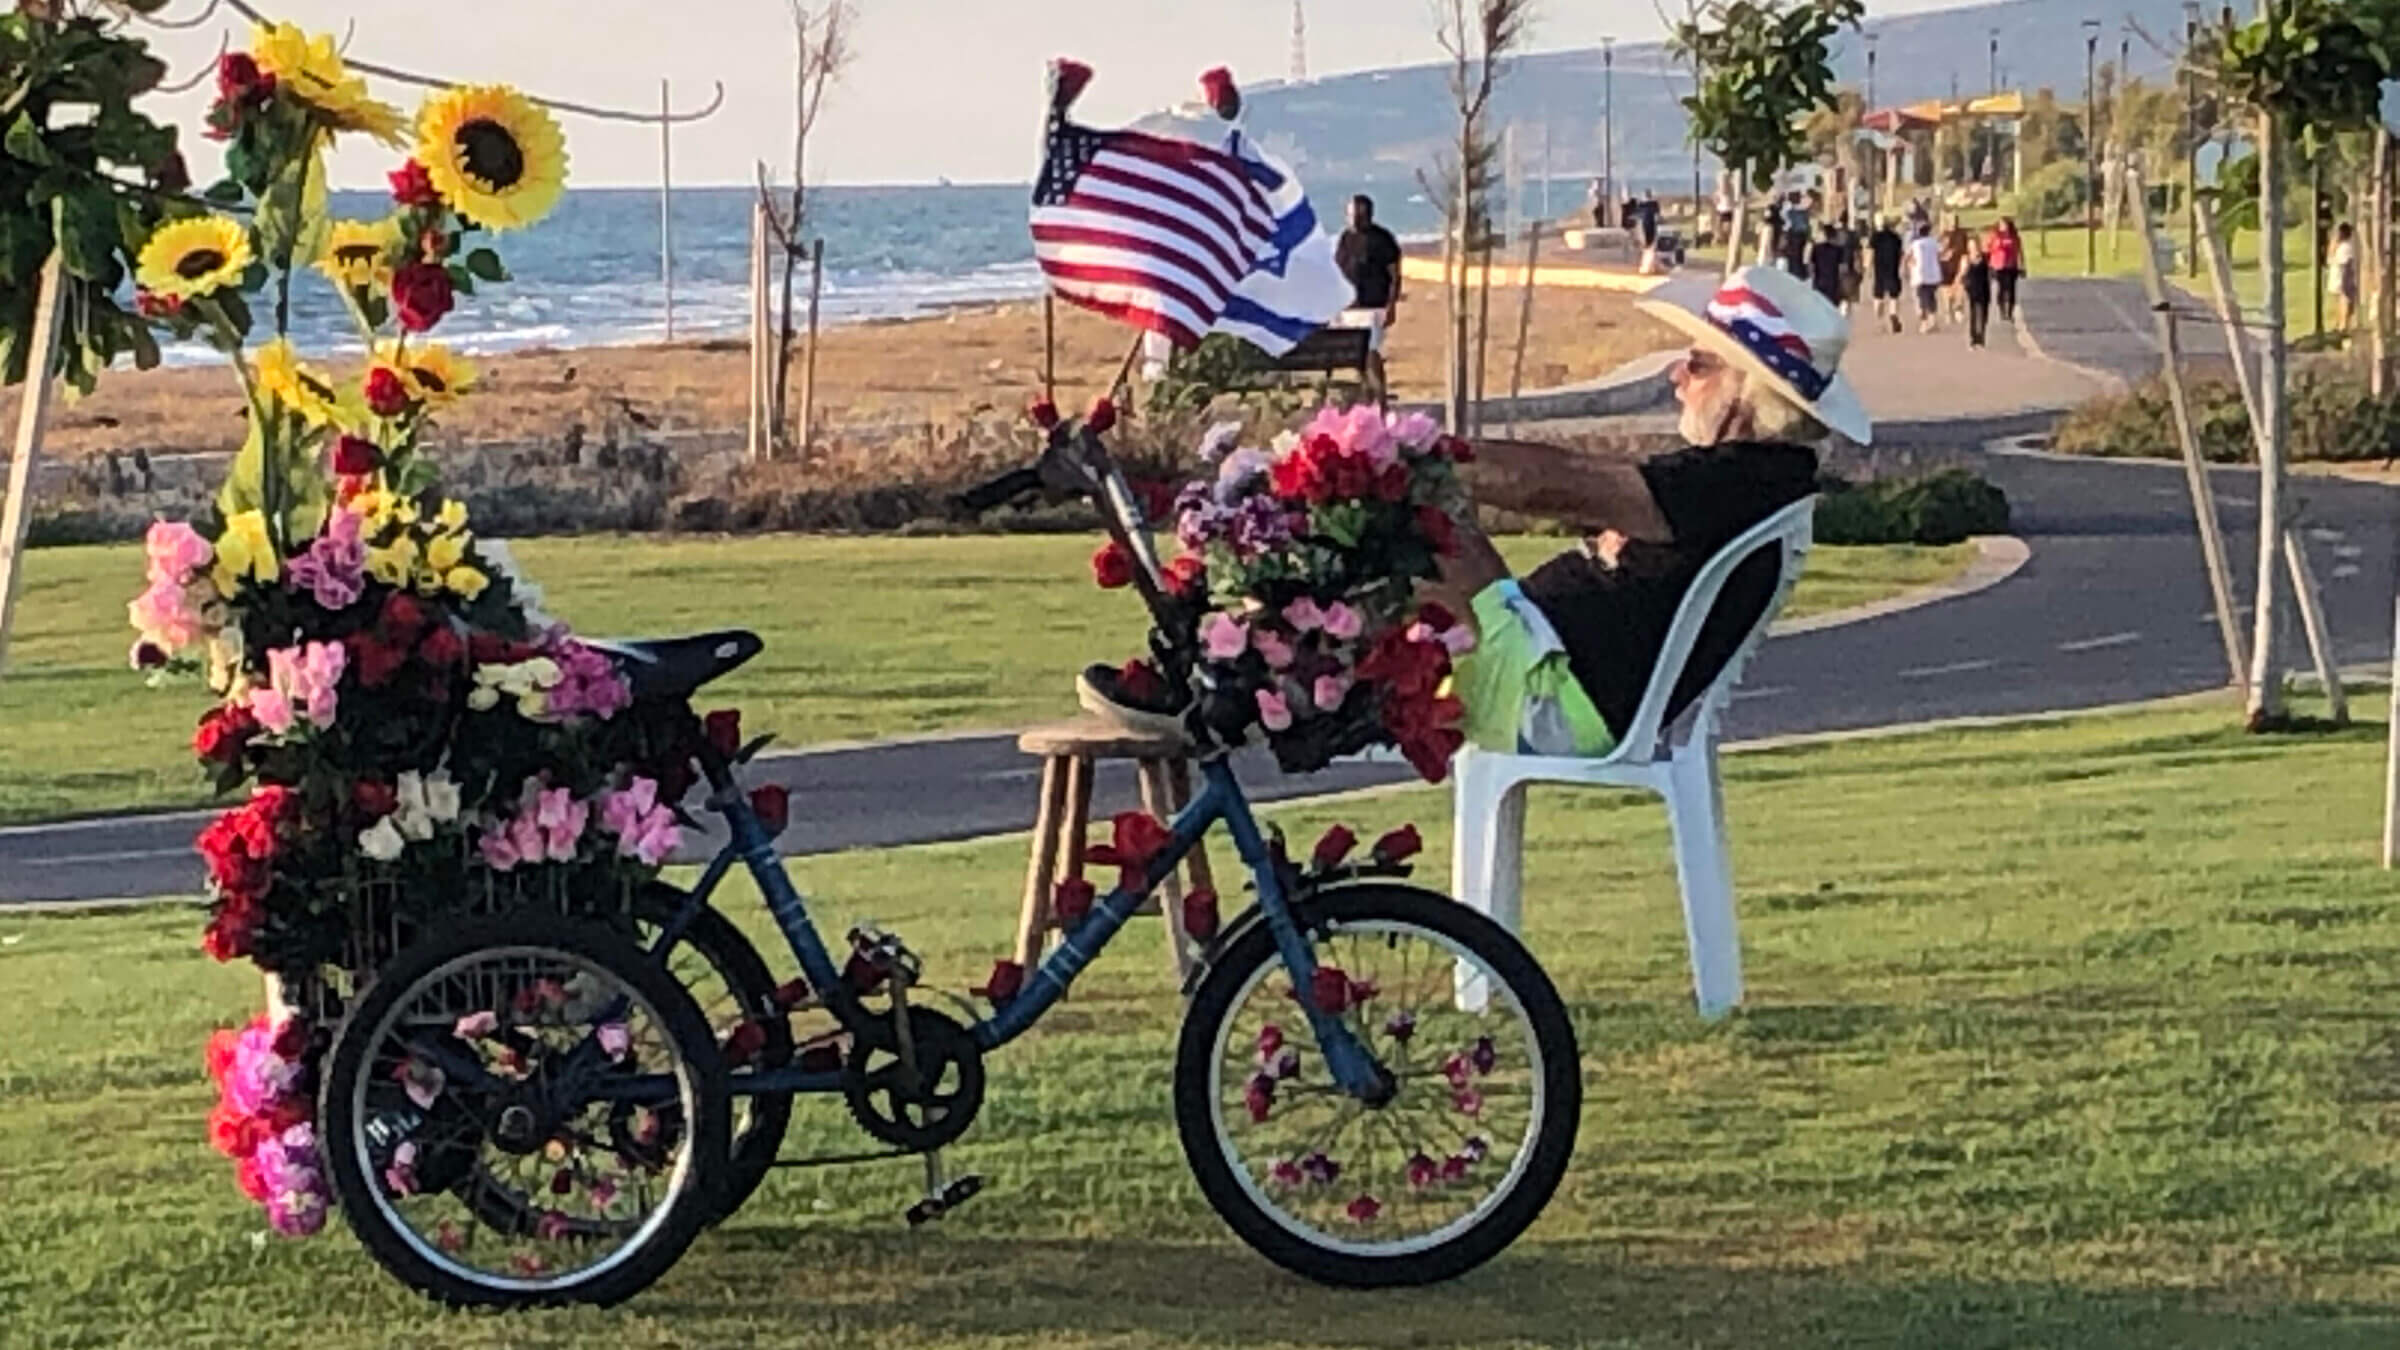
(123, 26), (707, 1235)
(1106, 406), (1476, 782)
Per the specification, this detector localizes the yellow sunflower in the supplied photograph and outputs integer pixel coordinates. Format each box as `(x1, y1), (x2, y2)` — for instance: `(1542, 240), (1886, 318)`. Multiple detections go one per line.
(254, 338), (342, 429)
(316, 219), (396, 294)
(373, 340), (477, 408)
(135, 217), (252, 302)
(253, 22), (407, 146)
(414, 85), (568, 231)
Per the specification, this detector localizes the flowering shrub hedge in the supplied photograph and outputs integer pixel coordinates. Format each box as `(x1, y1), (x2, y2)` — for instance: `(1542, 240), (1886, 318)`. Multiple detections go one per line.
(1103, 406), (1475, 781)
(114, 25), (713, 1236)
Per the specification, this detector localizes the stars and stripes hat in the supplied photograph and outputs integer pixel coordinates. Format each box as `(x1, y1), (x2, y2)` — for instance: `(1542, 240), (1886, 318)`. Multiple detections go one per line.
(1635, 264), (1873, 445)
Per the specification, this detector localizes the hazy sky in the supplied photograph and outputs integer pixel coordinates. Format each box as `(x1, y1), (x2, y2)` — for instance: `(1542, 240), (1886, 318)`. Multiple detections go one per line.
(142, 0), (1999, 189)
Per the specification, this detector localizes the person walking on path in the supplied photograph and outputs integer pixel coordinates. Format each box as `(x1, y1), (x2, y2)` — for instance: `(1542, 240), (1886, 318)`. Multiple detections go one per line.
(1869, 214), (1905, 333)
(1937, 213), (1972, 327)
(1906, 221), (1944, 333)
(2330, 222), (2360, 334)
(1986, 216), (2025, 322)
(1334, 194), (1403, 404)
(1781, 192), (1812, 278)
(1808, 220), (1848, 310)
(1962, 235), (1994, 349)
(1636, 189), (1663, 274)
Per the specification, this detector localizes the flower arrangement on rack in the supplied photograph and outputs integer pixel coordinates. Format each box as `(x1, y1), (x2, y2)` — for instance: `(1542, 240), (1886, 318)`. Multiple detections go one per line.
(123, 25), (703, 1234)
(1100, 405), (1477, 782)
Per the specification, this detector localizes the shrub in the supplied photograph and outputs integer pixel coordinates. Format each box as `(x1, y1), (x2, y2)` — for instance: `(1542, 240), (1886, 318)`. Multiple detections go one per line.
(2006, 158), (2088, 227)
(2051, 366), (2398, 463)
(1815, 469), (2010, 545)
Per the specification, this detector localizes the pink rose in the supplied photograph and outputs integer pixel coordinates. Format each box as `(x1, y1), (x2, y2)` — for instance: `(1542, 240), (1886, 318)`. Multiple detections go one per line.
(1200, 611), (1248, 662)
(478, 827), (520, 872)
(1256, 688), (1292, 731)
(1320, 602), (1363, 640)
(145, 520), (214, 586)
(1312, 673), (1353, 711)
(247, 688), (294, 736)
(1283, 597), (1326, 631)
(1252, 626), (1295, 670)
(1391, 410), (1442, 452)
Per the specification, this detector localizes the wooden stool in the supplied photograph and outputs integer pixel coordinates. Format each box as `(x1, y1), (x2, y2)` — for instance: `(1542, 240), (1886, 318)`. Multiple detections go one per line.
(1014, 717), (1217, 984)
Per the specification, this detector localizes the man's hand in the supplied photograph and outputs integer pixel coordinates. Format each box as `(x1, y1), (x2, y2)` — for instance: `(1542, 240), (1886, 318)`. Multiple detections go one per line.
(1593, 528), (1628, 569)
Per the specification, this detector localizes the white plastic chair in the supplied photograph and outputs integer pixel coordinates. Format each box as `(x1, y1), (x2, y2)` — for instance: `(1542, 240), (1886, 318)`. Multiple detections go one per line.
(1452, 497), (1816, 1019)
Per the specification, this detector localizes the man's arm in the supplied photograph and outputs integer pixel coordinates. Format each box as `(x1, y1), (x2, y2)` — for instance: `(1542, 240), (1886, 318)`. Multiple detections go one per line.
(1460, 439), (1673, 541)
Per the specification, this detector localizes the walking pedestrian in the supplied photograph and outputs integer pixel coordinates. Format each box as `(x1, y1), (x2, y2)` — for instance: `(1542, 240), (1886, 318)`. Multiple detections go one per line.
(1335, 194), (1403, 404)
(1869, 215), (1905, 333)
(1636, 189), (1662, 273)
(1906, 221), (1944, 333)
(1781, 192), (1811, 278)
(1808, 220), (1847, 310)
(1962, 235), (1993, 349)
(1937, 213), (1972, 327)
(1987, 215), (2025, 322)
(2330, 222), (2360, 333)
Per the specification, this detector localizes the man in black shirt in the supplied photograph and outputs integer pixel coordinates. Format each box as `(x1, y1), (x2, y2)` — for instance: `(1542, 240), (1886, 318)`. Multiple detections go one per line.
(1333, 195), (1402, 405)
(1867, 215), (1904, 333)
(1437, 264), (1872, 757)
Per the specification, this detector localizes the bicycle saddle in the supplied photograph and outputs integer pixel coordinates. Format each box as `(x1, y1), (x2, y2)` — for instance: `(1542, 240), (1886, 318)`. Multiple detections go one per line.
(587, 630), (763, 702)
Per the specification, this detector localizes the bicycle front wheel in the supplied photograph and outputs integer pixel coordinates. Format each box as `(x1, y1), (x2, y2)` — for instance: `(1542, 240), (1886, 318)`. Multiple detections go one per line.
(1173, 884), (1580, 1287)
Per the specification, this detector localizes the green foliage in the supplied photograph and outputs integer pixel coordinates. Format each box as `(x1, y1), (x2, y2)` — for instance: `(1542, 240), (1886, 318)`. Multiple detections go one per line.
(2052, 369), (2399, 464)
(1814, 469), (2010, 546)
(1143, 334), (1311, 422)
(0, 12), (185, 394)
(1673, 0), (1865, 187)
(2208, 0), (2400, 134)
(2006, 158), (2089, 226)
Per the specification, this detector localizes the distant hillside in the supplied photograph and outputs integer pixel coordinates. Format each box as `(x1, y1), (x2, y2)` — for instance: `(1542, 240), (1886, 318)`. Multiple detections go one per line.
(1226, 0), (2195, 191)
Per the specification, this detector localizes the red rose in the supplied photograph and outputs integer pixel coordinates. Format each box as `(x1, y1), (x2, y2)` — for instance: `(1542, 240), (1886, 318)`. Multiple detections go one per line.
(1162, 553), (1206, 597)
(418, 624), (464, 669)
(1027, 397), (1061, 430)
(134, 289), (183, 319)
(331, 435), (380, 477)
(1322, 449), (1373, 501)
(704, 709), (743, 760)
(1117, 658), (1165, 704)
(207, 1102), (259, 1158)
(344, 631), (409, 689)
(215, 52), (266, 105)
(1374, 464), (1411, 502)
(270, 1016), (311, 1061)
(204, 1027), (240, 1083)
(1436, 434), (1474, 463)
(1371, 824), (1424, 865)
(200, 906), (257, 963)
(1415, 504), (1458, 556)
(722, 1020), (767, 1067)
(391, 262), (454, 333)
(1269, 453), (1319, 502)
(1181, 886), (1222, 941)
(249, 785), (299, 825)
(1091, 540), (1136, 590)
(193, 705), (258, 764)
(974, 959), (1026, 1005)
(380, 591), (427, 640)
(388, 159), (441, 208)
(364, 367), (412, 417)
(467, 631), (509, 664)
(1309, 965), (1354, 1014)
(1311, 824), (1358, 871)
(1415, 601), (1459, 632)
(750, 784), (791, 836)
(352, 779), (398, 819)
(1052, 877), (1096, 924)
(1132, 478), (1176, 524)
(1085, 396), (1118, 435)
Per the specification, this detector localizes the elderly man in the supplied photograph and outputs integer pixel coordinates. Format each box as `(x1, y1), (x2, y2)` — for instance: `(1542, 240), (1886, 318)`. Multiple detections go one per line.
(1435, 263), (1870, 757)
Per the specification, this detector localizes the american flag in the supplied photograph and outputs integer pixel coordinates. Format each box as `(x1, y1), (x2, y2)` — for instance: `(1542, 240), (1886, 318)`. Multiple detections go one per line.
(1031, 114), (1283, 348)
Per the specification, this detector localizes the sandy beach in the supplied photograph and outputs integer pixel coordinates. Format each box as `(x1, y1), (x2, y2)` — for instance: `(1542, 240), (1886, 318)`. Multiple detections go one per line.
(9, 286), (1672, 461)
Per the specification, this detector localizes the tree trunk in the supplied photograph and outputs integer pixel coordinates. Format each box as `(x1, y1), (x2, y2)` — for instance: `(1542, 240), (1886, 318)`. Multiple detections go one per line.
(1450, 132), (1474, 434)
(2374, 126), (2394, 400)
(1722, 169), (1747, 281)
(2247, 106), (2289, 727)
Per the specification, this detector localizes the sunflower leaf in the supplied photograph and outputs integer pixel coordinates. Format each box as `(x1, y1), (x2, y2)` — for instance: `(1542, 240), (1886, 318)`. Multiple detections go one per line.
(53, 189), (124, 284)
(4, 113), (53, 168)
(463, 248), (508, 283)
(444, 263), (476, 296)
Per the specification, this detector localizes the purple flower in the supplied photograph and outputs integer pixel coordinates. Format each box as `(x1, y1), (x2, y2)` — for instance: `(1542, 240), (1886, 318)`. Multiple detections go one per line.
(1469, 1035), (1498, 1075)
(285, 510), (366, 611)
(1299, 1151), (1340, 1185)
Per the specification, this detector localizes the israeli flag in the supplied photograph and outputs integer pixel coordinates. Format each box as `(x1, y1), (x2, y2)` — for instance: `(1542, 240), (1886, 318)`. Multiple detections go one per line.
(1209, 130), (1354, 355)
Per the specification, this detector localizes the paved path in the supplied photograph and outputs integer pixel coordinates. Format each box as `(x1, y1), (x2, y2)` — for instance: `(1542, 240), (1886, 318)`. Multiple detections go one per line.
(5, 280), (2392, 905)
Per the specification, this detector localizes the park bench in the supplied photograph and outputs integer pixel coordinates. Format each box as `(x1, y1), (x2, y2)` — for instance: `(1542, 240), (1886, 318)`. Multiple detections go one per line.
(1449, 497), (1816, 1020)
(1221, 324), (1372, 397)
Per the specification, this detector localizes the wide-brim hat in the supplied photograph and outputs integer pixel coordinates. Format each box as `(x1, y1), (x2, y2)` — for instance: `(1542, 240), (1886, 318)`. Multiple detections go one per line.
(1635, 264), (1873, 445)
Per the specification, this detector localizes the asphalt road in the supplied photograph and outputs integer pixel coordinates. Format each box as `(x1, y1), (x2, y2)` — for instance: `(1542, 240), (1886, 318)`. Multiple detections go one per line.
(6, 280), (2393, 905)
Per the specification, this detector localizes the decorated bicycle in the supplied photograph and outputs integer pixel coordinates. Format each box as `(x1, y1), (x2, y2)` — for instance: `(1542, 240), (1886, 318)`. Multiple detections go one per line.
(142, 32), (1580, 1306)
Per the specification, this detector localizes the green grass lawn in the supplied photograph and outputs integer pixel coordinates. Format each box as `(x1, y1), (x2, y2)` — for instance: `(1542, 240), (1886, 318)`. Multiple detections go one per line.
(7, 694), (2400, 1346)
(0, 534), (1975, 826)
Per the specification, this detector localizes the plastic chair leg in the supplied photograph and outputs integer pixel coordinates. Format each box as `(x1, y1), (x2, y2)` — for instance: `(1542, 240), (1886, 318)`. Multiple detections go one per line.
(1453, 754), (1528, 1012)
(1664, 742), (1743, 1019)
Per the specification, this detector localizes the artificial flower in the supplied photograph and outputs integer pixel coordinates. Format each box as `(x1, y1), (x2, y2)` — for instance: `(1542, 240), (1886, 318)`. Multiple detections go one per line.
(316, 219), (395, 293)
(365, 536), (418, 589)
(134, 216), (251, 303)
(598, 778), (680, 865)
(400, 344), (475, 406)
(363, 363), (412, 417)
(285, 510), (365, 610)
(1199, 611), (1247, 661)
(388, 158), (440, 207)
(330, 435), (379, 477)
(390, 262), (454, 333)
(432, 498), (469, 534)
(211, 510), (280, 595)
(357, 816), (406, 862)
(255, 338), (342, 429)
(413, 84), (568, 231)
(252, 22), (406, 144)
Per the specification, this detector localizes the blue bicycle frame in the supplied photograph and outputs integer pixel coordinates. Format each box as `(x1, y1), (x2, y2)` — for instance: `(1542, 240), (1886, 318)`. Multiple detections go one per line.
(646, 750), (1388, 1102)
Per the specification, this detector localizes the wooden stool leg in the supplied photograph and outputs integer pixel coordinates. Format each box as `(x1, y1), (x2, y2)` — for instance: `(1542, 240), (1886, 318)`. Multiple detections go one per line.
(1056, 751), (1094, 897)
(1170, 757), (1218, 902)
(1138, 759), (1193, 981)
(1014, 755), (1069, 968)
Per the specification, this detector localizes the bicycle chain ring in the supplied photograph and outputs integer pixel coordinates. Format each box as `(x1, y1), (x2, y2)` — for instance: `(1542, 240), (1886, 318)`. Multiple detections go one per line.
(841, 1005), (985, 1151)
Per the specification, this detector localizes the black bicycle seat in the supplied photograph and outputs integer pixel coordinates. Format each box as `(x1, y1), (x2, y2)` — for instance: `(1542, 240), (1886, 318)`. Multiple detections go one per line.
(587, 631), (763, 702)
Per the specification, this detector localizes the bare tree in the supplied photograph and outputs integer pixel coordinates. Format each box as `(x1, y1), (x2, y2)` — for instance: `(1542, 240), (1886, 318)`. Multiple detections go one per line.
(757, 1), (854, 454)
(1432, 0), (1534, 434)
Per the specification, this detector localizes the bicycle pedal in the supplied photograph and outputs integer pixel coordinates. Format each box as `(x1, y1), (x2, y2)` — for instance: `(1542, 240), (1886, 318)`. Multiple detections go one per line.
(904, 1197), (942, 1227)
(938, 1175), (984, 1211)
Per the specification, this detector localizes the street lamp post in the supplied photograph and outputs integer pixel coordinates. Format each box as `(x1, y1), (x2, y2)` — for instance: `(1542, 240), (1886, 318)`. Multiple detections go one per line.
(1988, 28), (1999, 95)
(2084, 18), (2101, 276)
(1865, 33), (1881, 216)
(2184, 3), (2201, 278)
(1601, 37), (1615, 222)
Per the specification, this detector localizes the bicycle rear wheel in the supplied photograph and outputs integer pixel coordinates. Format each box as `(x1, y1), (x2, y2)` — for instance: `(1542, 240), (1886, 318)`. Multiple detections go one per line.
(319, 916), (728, 1308)
(1173, 884), (1580, 1287)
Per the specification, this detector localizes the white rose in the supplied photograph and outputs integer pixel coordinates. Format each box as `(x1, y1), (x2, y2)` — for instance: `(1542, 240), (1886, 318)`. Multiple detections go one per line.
(466, 686), (499, 712)
(423, 769), (461, 823)
(358, 817), (406, 862)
